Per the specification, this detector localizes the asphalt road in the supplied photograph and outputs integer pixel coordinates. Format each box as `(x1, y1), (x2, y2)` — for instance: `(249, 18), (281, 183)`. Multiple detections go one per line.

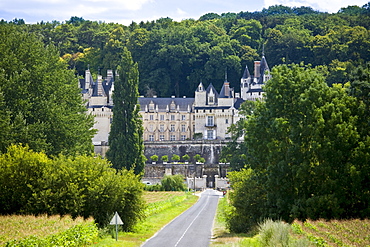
(142, 189), (222, 247)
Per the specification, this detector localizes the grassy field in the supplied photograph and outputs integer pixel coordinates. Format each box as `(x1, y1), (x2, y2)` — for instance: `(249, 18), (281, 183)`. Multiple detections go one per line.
(211, 196), (370, 247)
(292, 218), (370, 246)
(0, 214), (96, 246)
(93, 191), (198, 247)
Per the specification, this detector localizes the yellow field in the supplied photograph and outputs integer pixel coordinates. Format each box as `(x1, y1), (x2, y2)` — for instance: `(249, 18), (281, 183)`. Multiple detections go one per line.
(0, 214), (94, 245)
(143, 191), (188, 203)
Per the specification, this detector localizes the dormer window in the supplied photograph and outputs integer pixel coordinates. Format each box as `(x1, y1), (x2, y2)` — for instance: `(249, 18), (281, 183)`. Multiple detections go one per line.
(209, 96), (214, 103)
(170, 101), (176, 111)
(149, 101), (155, 111)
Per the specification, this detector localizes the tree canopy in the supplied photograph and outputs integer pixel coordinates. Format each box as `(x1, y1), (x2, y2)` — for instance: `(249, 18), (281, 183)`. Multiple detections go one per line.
(1, 3), (369, 97)
(0, 25), (95, 156)
(224, 63), (370, 232)
(106, 47), (145, 175)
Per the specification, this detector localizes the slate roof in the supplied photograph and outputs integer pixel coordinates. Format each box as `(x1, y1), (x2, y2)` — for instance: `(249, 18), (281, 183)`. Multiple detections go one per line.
(138, 97), (195, 112)
(242, 65), (251, 79)
(219, 82), (233, 98)
(258, 55), (269, 84)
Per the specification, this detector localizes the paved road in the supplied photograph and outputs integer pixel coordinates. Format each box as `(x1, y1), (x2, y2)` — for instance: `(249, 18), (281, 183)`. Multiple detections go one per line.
(142, 189), (221, 247)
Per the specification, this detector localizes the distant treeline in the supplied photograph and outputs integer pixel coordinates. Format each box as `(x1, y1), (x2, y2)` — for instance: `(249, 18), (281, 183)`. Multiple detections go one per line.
(1, 3), (370, 97)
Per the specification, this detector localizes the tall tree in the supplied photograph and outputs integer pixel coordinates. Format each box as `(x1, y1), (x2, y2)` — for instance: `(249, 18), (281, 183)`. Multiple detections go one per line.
(0, 25), (95, 156)
(227, 63), (368, 232)
(106, 47), (145, 175)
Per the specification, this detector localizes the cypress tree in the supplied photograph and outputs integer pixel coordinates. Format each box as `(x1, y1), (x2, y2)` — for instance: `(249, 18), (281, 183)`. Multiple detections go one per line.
(106, 47), (145, 175)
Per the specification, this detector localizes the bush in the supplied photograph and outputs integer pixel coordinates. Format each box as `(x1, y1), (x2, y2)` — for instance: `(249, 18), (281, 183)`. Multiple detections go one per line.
(150, 155), (158, 162)
(182, 154), (190, 161)
(0, 145), (145, 230)
(194, 154), (201, 162)
(161, 175), (186, 191)
(171, 154), (180, 162)
(161, 155), (168, 162)
(258, 219), (310, 247)
(144, 184), (163, 191)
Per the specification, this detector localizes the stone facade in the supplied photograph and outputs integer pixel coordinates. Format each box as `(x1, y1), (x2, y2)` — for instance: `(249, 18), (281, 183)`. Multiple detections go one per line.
(79, 55), (270, 156)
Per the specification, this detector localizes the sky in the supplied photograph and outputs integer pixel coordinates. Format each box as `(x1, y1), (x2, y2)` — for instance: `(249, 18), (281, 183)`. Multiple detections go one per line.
(0, 0), (368, 25)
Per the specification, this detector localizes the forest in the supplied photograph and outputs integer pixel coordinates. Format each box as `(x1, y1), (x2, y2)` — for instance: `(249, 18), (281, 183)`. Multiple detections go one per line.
(2, 3), (370, 98)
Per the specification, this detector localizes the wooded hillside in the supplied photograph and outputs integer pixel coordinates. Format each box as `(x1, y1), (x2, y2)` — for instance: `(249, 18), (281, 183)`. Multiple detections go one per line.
(2, 3), (369, 97)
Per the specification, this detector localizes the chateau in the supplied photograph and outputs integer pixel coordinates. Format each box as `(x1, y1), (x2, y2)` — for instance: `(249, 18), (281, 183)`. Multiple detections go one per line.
(79, 55), (270, 155)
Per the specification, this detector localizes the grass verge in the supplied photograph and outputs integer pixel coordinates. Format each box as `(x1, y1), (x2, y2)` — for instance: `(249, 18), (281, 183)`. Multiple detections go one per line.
(94, 191), (198, 247)
(211, 196), (259, 247)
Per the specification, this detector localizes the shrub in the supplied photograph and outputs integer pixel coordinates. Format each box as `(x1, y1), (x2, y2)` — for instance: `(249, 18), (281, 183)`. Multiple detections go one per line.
(150, 155), (158, 162)
(161, 175), (186, 191)
(194, 154), (201, 162)
(161, 155), (168, 162)
(0, 145), (145, 230)
(182, 154), (190, 161)
(258, 219), (310, 247)
(171, 154), (180, 162)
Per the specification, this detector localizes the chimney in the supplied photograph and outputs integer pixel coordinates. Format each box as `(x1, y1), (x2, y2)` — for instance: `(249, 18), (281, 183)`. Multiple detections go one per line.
(254, 61), (261, 78)
(107, 69), (113, 78)
(224, 82), (230, 97)
(85, 69), (91, 89)
(97, 75), (104, 96)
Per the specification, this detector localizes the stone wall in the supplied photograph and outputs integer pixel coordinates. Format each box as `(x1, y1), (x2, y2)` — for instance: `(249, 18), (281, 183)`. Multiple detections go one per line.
(144, 140), (230, 164)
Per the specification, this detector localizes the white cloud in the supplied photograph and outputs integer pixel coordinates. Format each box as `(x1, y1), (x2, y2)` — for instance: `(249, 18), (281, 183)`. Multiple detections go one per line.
(263, 0), (368, 13)
(176, 8), (187, 16)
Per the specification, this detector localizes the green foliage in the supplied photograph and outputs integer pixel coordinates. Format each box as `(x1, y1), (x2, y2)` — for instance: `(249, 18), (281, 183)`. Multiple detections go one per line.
(161, 155), (168, 162)
(227, 63), (370, 233)
(2, 7), (370, 98)
(160, 175), (186, 191)
(258, 219), (310, 247)
(194, 154), (201, 162)
(182, 154), (190, 161)
(0, 145), (145, 229)
(0, 25), (95, 156)
(171, 154), (180, 162)
(106, 47), (145, 175)
(5, 221), (98, 247)
(193, 133), (203, 140)
(150, 155), (158, 162)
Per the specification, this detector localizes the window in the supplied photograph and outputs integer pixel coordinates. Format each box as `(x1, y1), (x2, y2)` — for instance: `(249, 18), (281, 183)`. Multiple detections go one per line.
(207, 116), (214, 126)
(181, 115), (186, 120)
(149, 115), (154, 121)
(207, 130), (214, 140)
(160, 115), (164, 121)
(181, 135), (186, 141)
(159, 135), (165, 141)
(170, 135), (176, 141)
(225, 119), (228, 124)
(181, 124), (186, 132)
(170, 124), (175, 132)
(209, 96), (214, 103)
(149, 124), (153, 132)
(149, 135), (154, 141)
(160, 124), (164, 132)
(171, 115), (175, 121)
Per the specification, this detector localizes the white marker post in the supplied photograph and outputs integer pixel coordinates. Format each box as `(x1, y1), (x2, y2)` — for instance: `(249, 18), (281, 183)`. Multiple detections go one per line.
(109, 211), (123, 241)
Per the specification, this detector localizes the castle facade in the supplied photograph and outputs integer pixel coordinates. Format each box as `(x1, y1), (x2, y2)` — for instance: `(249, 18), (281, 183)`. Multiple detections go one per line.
(79, 55), (270, 152)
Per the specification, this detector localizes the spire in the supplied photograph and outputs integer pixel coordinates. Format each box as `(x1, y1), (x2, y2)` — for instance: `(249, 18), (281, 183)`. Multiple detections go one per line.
(196, 81), (205, 92)
(262, 43), (265, 56)
(224, 68), (228, 82)
(258, 54), (270, 84)
(242, 65), (251, 79)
